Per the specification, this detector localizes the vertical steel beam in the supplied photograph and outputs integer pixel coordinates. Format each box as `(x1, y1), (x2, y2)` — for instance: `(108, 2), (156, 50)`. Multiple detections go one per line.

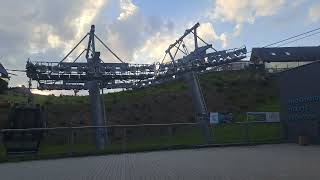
(86, 25), (95, 59)
(86, 25), (107, 150)
(184, 71), (211, 144)
(194, 28), (198, 50)
(88, 80), (106, 150)
(100, 88), (108, 143)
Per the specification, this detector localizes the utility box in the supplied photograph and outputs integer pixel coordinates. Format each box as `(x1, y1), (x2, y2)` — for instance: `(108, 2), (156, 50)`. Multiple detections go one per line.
(280, 61), (320, 144)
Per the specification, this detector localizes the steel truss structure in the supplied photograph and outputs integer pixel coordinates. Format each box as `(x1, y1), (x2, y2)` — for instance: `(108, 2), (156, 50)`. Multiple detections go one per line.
(26, 23), (247, 147)
(26, 23), (246, 91)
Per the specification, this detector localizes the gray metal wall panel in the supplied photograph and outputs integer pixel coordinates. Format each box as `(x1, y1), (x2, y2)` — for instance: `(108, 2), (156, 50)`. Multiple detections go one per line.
(280, 61), (320, 143)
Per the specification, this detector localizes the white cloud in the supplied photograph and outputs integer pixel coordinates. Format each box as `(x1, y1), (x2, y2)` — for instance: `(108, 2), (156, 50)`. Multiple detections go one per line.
(198, 22), (228, 48)
(220, 33), (228, 48)
(133, 32), (178, 64)
(118, 0), (138, 21)
(132, 22), (229, 64)
(233, 24), (242, 37)
(102, 0), (175, 64)
(31, 89), (79, 96)
(0, 0), (233, 92)
(31, 89), (55, 96)
(309, 3), (320, 22)
(209, 0), (285, 36)
(0, 0), (107, 59)
(0, 0), (108, 88)
(211, 0), (285, 24)
(291, 0), (307, 7)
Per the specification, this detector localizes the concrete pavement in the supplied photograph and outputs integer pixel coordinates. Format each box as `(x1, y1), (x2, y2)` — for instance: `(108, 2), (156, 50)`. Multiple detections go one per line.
(0, 144), (319, 180)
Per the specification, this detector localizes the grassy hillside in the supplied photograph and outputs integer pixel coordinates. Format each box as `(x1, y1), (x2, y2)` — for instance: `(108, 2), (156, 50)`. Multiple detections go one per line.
(0, 70), (280, 127)
(0, 70), (283, 161)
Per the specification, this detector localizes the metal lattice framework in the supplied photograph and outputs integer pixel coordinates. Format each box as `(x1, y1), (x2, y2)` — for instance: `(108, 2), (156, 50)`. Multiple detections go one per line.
(26, 23), (247, 91)
(25, 23), (248, 148)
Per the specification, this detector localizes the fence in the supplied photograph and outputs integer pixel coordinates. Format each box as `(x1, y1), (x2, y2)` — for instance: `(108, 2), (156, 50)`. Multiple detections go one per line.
(0, 121), (284, 161)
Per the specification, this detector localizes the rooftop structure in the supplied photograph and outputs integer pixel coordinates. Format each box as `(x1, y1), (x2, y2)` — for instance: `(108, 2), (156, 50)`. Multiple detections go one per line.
(250, 46), (320, 64)
(0, 63), (8, 78)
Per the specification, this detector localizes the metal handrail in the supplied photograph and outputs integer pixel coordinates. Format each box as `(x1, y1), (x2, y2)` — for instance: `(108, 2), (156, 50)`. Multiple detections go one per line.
(0, 121), (281, 132)
(234, 121), (280, 124)
(0, 122), (199, 132)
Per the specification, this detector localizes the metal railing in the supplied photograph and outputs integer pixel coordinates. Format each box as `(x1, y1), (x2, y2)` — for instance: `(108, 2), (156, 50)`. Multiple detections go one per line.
(0, 121), (284, 160)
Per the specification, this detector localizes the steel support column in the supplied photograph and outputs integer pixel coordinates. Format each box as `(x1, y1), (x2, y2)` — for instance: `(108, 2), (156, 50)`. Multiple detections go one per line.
(101, 88), (108, 143)
(184, 71), (211, 144)
(88, 80), (106, 150)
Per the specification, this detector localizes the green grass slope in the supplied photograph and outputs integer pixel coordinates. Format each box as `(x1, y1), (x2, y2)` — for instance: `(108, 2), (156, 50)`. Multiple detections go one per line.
(0, 70), (280, 127)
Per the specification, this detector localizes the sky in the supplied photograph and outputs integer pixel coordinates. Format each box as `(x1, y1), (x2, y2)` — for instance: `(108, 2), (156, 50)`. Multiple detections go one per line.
(0, 0), (320, 95)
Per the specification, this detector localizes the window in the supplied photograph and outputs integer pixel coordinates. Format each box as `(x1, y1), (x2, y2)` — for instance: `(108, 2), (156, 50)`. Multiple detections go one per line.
(271, 52), (276, 56)
(285, 52), (291, 55)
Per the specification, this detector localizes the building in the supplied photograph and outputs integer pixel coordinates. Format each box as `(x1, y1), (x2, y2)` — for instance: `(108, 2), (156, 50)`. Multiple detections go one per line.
(280, 61), (320, 144)
(250, 46), (320, 72)
(207, 61), (250, 72)
(0, 63), (8, 78)
(222, 61), (250, 71)
(0, 63), (8, 93)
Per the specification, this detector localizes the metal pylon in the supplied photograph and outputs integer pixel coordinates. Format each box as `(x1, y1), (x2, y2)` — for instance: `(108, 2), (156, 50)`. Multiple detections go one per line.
(86, 25), (106, 150)
(184, 71), (211, 144)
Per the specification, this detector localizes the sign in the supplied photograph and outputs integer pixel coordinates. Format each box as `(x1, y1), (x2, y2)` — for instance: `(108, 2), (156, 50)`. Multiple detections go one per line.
(209, 112), (219, 124)
(246, 112), (280, 122)
(280, 61), (320, 143)
(209, 112), (233, 124)
(266, 112), (280, 122)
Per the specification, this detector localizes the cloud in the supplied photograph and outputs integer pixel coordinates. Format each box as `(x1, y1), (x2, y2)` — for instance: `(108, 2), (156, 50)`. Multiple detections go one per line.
(101, 0), (175, 63)
(132, 22), (229, 64)
(197, 22), (228, 48)
(0, 0), (231, 93)
(219, 33), (228, 48)
(211, 0), (285, 24)
(309, 3), (320, 22)
(291, 0), (307, 7)
(209, 0), (285, 36)
(6, 0), (106, 56)
(0, 0), (173, 90)
(233, 24), (242, 37)
(0, 0), (107, 87)
(117, 0), (138, 21)
(132, 32), (178, 64)
(31, 89), (56, 96)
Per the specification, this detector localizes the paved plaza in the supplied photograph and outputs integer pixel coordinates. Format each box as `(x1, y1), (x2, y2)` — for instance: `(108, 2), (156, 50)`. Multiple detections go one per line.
(0, 144), (319, 180)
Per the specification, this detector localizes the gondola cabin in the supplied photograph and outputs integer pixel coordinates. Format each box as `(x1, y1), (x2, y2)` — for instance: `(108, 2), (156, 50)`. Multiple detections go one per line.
(3, 104), (45, 154)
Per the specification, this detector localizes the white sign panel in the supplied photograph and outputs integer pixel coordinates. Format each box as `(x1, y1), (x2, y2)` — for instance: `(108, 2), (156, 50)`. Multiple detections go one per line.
(266, 112), (280, 122)
(209, 112), (219, 124)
